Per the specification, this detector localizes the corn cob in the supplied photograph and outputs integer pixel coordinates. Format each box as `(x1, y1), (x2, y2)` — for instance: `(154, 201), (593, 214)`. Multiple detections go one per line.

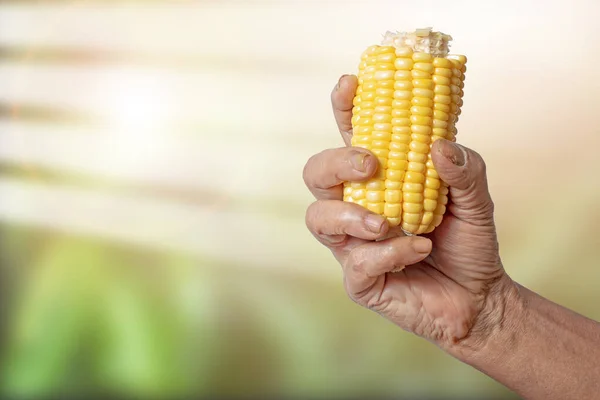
(343, 28), (467, 235)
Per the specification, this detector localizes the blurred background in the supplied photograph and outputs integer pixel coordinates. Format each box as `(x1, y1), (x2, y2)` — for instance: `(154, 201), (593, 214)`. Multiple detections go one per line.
(0, 0), (599, 399)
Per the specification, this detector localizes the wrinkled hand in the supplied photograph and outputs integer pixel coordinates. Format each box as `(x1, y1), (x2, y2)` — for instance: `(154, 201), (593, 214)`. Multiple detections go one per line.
(303, 75), (511, 348)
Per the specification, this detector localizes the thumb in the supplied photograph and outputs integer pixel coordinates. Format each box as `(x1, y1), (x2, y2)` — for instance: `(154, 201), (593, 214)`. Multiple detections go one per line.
(431, 139), (495, 225)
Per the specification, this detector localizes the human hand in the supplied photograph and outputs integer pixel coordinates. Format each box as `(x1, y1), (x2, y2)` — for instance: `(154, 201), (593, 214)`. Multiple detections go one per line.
(303, 74), (514, 349)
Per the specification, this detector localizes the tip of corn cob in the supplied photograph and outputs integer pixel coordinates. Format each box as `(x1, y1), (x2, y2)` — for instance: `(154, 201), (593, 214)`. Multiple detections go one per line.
(381, 27), (453, 58)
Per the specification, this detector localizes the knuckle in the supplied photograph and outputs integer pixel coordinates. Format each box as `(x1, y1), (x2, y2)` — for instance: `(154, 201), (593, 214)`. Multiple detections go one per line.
(342, 274), (367, 305)
(302, 154), (318, 187)
(322, 234), (349, 248)
(303, 149), (337, 189)
(486, 198), (495, 213)
(480, 198), (496, 220)
(343, 277), (359, 304)
(347, 247), (367, 277)
(365, 291), (390, 312)
(305, 201), (348, 246)
(330, 85), (339, 103)
(304, 201), (321, 229)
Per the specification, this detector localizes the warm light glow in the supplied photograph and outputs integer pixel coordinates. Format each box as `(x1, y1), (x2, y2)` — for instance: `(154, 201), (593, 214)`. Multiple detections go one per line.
(99, 68), (173, 171)
(104, 70), (171, 133)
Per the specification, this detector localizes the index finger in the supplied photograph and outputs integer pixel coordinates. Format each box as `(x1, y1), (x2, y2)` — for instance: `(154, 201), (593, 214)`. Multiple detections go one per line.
(331, 74), (358, 146)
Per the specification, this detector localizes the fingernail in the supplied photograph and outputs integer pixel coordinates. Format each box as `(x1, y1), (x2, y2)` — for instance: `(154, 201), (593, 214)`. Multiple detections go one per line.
(412, 237), (432, 254)
(365, 214), (386, 233)
(350, 151), (369, 172)
(438, 140), (466, 166)
(336, 74), (349, 91)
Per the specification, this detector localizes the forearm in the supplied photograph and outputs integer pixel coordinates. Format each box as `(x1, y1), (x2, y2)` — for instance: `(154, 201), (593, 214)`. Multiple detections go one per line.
(450, 276), (600, 400)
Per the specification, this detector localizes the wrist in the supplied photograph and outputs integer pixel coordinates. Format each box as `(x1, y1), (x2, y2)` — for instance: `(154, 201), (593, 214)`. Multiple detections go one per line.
(444, 273), (526, 362)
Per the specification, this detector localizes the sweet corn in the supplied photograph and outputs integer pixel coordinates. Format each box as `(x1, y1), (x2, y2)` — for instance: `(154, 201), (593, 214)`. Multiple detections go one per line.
(344, 28), (467, 235)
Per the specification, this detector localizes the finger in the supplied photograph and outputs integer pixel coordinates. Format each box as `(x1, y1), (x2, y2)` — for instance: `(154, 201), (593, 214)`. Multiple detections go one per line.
(303, 146), (377, 200)
(306, 200), (389, 247)
(431, 139), (495, 225)
(344, 236), (432, 297)
(331, 74), (358, 146)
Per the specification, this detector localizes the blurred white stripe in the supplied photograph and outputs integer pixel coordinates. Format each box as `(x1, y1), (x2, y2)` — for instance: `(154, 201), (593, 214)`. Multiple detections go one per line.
(0, 2), (364, 65)
(1, 58), (598, 155)
(1, 120), (594, 217)
(0, 63), (336, 143)
(0, 1), (595, 65)
(0, 177), (334, 277)
(0, 120), (315, 202)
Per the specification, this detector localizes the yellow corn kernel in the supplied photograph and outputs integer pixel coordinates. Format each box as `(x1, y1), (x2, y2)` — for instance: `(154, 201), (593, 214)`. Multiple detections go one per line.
(432, 58), (453, 68)
(434, 85), (451, 95)
(385, 179), (402, 190)
(403, 192), (424, 203)
(423, 198), (437, 212)
(402, 182), (423, 193)
(408, 152), (428, 163)
(434, 68), (453, 78)
(434, 103), (450, 113)
(395, 80), (414, 90)
(403, 203), (423, 214)
(385, 189), (402, 203)
(395, 58), (414, 70)
(413, 79), (434, 89)
(433, 120), (448, 129)
(395, 70), (412, 80)
(352, 188), (366, 199)
(402, 222), (420, 233)
(407, 162), (425, 173)
(388, 217), (401, 227)
(405, 171), (425, 184)
(384, 203), (402, 218)
(394, 90), (412, 100)
(344, 28), (467, 235)
(366, 190), (385, 202)
(413, 88), (434, 98)
(413, 62), (434, 73)
(422, 212), (434, 225)
(412, 97), (433, 107)
(410, 115), (432, 126)
(402, 212), (422, 224)
(411, 69), (431, 79)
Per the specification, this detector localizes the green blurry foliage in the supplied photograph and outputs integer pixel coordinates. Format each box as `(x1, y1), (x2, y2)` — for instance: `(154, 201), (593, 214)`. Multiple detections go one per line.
(0, 227), (521, 399)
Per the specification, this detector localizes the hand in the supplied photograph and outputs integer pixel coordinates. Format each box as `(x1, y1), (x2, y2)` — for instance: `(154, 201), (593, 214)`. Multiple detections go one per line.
(303, 75), (514, 349)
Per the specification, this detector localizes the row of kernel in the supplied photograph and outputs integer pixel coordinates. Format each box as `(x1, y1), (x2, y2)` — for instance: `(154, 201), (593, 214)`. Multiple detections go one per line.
(365, 45), (396, 215)
(348, 45), (380, 206)
(344, 48), (369, 203)
(414, 55), (442, 234)
(445, 57), (465, 142)
(401, 51), (434, 234)
(448, 55), (467, 141)
(420, 57), (454, 233)
(383, 46), (413, 227)
(425, 55), (467, 233)
(344, 48), (368, 203)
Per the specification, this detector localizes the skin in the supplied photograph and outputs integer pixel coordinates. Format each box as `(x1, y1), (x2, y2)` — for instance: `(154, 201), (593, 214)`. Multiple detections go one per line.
(302, 74), (600, 399)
